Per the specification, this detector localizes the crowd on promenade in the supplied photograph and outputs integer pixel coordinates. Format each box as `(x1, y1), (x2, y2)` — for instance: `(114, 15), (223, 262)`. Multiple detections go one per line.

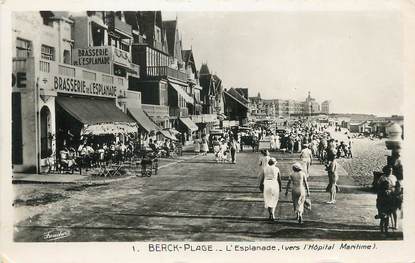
(253, 121), (402, 231)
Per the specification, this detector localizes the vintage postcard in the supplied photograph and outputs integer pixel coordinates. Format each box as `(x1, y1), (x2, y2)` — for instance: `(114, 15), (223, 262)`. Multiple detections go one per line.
(1, 0), (415, 262)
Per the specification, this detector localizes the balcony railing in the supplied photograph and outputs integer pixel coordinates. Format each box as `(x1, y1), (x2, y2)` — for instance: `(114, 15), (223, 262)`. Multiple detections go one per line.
(142, 104), (169, 117)
(169, 107), (189, 118)
(145, 66), (187, 82)
(58, 64), (76, 77)
(190, 114), (218, 123)
(39, 60), (50, 73)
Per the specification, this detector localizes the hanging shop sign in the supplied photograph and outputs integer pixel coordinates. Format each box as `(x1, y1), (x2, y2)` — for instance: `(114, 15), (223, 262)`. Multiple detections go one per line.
(53, 75), (117, 98)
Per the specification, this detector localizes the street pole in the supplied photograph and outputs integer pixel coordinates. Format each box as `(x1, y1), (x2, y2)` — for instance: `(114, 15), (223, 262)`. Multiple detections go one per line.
(385, 123), (402, 176)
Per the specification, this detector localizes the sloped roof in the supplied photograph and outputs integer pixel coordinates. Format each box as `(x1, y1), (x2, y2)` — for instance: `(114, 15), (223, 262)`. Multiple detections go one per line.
(228, 88), (249, 104)
(182, 49), (197, 76)
(224, 90), (249, 109)
(199, 64), (210, 75)
(162, 20), (177, 56)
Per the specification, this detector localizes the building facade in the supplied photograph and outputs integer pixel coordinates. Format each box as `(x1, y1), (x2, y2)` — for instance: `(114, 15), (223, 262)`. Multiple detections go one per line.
(12, 10), (252, 173)
(12, 12), (137, 173)
(321, 100), (330, 114)
(249, 92), (327, 120)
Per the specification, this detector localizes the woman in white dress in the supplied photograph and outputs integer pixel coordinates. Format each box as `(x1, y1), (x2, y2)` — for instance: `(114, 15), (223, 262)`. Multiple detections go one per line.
(269, 134), (276, 151)
(193, 137), (201, 154)
(262, 158), (282, 220)
(285, 162), (310, 224)
(200, 135), (209, 156)
(275, 134), (281, 150)
(258, 149), (270, 175)
(220, 140), (228, 162)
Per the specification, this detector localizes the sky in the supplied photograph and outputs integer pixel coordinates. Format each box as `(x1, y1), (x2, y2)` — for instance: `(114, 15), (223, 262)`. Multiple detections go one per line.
(163, 11), (403, 116)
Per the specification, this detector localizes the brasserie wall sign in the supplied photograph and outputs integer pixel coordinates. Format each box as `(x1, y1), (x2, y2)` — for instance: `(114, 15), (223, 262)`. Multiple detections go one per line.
(73, 47), (110, 66)
(53, 75), (117, 98)
(72, 46), (131, 67)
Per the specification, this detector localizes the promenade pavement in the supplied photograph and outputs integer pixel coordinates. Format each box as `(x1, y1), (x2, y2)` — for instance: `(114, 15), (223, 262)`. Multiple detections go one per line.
(13, 148), (402, 242)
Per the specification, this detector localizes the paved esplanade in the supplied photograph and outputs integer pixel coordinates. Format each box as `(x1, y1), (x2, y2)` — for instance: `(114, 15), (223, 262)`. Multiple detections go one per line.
(14, 142), (402, 241)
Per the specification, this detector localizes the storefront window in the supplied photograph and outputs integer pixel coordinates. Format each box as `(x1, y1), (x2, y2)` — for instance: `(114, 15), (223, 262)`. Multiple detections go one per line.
(16, 38), (32, 58)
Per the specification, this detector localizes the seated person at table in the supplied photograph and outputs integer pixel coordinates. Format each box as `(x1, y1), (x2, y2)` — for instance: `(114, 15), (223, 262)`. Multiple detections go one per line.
(162, 139), (171, 157)
(60, 146), (75, 170)
(97, 144), (105, 165)
(169, 140), (176, 152)
(149, 139), (158, 153)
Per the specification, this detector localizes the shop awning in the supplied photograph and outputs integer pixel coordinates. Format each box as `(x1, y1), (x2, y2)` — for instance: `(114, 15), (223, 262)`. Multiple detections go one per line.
(179, 117), (198, 132)
(159, 130), (178, 141)
(168, 82), (194, 104)
(56, 96), (137, 135)
(127, 107), (160, 133)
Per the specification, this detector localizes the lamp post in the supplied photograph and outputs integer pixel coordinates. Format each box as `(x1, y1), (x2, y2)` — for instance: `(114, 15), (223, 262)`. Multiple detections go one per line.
(385, 123), (403, 180)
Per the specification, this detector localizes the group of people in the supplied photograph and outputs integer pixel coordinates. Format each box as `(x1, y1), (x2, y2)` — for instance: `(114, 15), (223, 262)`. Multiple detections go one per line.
(148, 138), (178, 158)
(193, 135), (209, 156)
(56, 140), (137, 172)
(257, 148), (340, 224)
(257, 149), (310, 223)
(375, 154), (403, 232)
(211, 136), (239, 163)
(193, 130), (241, 164)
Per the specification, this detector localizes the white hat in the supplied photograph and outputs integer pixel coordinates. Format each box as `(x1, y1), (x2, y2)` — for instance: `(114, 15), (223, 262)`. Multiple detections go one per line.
(292, 162), (303, 170)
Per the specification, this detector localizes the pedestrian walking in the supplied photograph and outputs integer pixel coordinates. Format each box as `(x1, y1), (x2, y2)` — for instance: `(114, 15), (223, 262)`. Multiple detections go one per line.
(258, 149), (270, 169)
(270, 133), (276, 151)
(229, 138), (238, 164)
(275, 134), (281, 151)
(201, 134), (209, 156)
(375, 165), (400, 231)
(193, 136), (201, 155)
(285, 162), (310, 224)
(300, 144), (313, 176)
(212, 136), (221, 162)
(262, 158), (282, 221)
(325, 153), (339, 204)
(220, 139), (228, 162)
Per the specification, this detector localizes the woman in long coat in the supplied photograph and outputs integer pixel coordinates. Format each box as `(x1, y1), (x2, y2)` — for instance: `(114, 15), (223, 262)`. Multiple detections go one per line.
(262, 158), (282, 220)
(285, 162), (310, 224)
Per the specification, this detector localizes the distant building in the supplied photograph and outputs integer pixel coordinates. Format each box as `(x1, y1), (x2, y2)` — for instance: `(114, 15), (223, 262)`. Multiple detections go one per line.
(248, 91), (326, 120)
(321, 100), (330, 114)
(303, 91), (321, 115)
